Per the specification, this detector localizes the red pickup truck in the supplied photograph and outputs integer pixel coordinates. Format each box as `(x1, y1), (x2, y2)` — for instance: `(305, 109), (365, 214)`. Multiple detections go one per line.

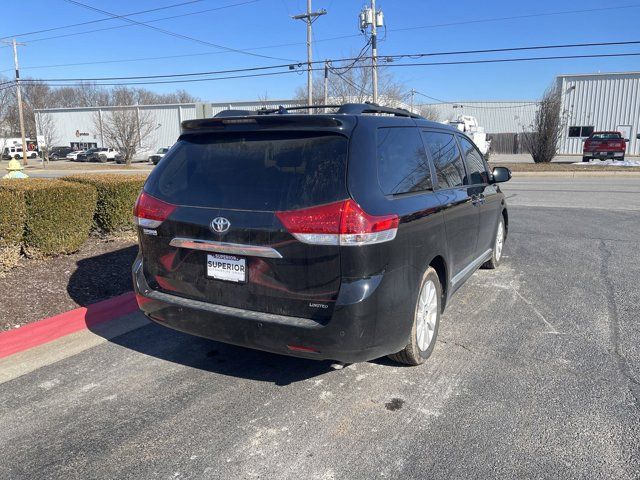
(583, 131), (627, 162)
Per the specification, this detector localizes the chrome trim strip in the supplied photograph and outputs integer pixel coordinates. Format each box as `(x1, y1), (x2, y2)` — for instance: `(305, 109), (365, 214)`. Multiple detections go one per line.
(451, 249), (492, 287)
(169, 237), (283, 259)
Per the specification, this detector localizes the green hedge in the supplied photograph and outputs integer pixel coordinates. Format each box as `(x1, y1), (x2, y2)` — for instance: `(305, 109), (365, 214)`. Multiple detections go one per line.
(0, 179), (97, 257)
(0, 187), (26, 270)
(64, 174), (146, 232)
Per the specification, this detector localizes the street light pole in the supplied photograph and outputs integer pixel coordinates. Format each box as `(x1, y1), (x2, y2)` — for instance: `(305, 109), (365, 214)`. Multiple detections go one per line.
(292, 1), (326, 108)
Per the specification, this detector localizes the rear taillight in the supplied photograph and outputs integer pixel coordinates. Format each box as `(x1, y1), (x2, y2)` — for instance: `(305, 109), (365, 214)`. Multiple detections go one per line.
(133, 191), (176, 228)
(276, 199), (399, 246)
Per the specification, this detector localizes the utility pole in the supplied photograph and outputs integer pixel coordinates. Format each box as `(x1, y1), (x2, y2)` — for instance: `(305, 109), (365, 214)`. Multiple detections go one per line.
(323, 60), (329, 111)
(359, 3), (383, 104)
(292, 1), (326, 108)
(410, 88), (416, 113)
(370, 0), (378, 104)
(4, 39), (29, 166)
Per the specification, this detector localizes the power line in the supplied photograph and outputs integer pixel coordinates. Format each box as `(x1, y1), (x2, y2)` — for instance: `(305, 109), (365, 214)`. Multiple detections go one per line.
(412, 90), (539, 108)
(0, 1), (263, 50)
(0, 0), (206, 40)
(385, 52), (640, 70)
(389, 3), (640, 33)
(19, 51), (640, 88)
(18, 40), (640, 83)
(7, 38), (640, 78)
(0, 43), (300, 74)
(61, 0), (295, 62)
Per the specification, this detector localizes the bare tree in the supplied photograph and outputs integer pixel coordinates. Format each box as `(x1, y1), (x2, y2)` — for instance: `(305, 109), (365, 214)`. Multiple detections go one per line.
(35, 112), (60, 161)
(95, 107), (156, 166)
(295, 59), (406, 107)
(419, 105), (441, 122)
(522, 85), (564, 163)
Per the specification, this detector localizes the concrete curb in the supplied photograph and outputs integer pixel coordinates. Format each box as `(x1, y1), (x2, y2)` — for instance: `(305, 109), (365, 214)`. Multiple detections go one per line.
(0, 292), (138, 360)
(512, 171), (640, 178)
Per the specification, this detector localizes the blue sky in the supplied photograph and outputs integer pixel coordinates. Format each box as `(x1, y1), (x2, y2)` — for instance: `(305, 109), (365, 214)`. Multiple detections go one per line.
(1, 0), (639, 102)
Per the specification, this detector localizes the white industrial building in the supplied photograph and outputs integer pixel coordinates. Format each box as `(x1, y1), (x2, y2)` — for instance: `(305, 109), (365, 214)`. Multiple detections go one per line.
(419, 101), (538, 134)
(34, 103), (210, 153)
(33, 72), (640, 157)
(557, 71), (640, 155)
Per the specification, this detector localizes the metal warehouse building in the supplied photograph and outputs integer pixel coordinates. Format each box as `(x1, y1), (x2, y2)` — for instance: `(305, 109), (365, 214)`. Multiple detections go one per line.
(34, 72), (640, 157)
(419, 101), (538, 134)
(558, 71), (640, 156)
(35, 103), (210, 154)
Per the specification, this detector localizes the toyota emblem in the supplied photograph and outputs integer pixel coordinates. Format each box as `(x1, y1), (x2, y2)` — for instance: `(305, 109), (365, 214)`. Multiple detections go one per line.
(210, 217), (231, 234)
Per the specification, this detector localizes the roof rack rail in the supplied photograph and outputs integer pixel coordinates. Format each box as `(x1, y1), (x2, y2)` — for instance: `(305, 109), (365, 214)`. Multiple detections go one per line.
(214, 109), (255, 117)
(214, 103), (422, 118)
(337, 102), (423, 119)
(255, 104), (341, 115)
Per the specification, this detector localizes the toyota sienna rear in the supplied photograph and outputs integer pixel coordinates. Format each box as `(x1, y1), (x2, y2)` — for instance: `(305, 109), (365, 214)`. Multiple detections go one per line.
(133, 104), (511, 364)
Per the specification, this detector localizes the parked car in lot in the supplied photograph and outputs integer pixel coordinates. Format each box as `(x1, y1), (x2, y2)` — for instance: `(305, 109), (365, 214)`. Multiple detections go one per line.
(48, 146), (74, 160)
(66, 150), (85, 161)
(582, 131), (627, 162)
(133, 104), (511, 365)
(77, 147), (120, 162)
(148, 147), (171, 165)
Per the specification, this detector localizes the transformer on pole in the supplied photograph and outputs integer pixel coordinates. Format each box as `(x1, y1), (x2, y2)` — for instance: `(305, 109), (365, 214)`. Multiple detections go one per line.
(359, 2), (384, 104)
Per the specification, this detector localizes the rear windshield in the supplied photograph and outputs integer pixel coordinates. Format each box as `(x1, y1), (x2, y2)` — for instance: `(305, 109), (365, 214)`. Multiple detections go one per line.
(146, 132), (348, 211)
(591, 133), (621, 140)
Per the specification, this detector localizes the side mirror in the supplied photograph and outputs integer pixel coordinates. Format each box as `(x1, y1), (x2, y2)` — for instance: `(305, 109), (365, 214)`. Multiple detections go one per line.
(491, 166), (512, 183)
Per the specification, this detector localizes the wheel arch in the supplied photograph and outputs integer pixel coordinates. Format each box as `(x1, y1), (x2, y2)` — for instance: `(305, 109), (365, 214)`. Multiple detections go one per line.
(428, 255), (448, 312)
(502, 207), (509, 238)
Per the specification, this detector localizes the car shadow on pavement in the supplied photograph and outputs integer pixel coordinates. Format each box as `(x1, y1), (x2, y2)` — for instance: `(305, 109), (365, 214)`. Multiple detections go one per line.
(67, 244), (139, 306)
(71, 244), (337, 385)
(94, 320), (336, 386)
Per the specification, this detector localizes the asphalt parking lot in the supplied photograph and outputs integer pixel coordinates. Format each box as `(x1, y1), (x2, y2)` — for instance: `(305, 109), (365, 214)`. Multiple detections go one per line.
(1, 176), (639, 479)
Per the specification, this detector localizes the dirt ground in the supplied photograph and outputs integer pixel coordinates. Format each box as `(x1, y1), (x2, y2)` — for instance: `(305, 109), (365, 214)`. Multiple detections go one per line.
(0, 235), (138, 331)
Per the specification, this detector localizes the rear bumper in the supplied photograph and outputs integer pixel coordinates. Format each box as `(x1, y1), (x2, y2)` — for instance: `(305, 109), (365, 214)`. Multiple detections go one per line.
(584, 151), (625, 159)
(132, 256), (413, 363)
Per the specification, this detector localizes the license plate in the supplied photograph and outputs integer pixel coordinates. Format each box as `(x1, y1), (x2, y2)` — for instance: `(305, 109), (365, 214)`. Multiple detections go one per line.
(207, 253), (246, 283)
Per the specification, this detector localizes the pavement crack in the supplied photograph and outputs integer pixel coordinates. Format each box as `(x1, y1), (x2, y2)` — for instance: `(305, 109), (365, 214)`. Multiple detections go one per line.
(598, 239), (640, 407)
(509, 281), (560, 334)
(438, 338), (473, 352)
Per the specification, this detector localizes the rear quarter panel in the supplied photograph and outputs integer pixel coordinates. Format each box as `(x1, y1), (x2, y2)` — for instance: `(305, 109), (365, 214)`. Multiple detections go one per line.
(344, 117), (449, 349)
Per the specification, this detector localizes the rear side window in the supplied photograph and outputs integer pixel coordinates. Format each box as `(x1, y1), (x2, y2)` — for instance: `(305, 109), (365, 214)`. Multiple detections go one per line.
(459, 136), (489, 185)
(146, 132), (348, 211)
(591, 133), (622, 140)
(422, 131), (467, 189)
(377, 127), (432, 195)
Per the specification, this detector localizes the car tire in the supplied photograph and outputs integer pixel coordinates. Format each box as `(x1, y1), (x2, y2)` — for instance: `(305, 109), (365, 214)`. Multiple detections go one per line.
(582, 156), (590, 162)
(483, 216), (505, 270)
(14, 154), (20, 160)
(388, 267), (441, 366)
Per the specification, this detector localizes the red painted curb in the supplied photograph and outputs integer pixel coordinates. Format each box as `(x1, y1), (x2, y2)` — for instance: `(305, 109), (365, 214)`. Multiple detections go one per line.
(0, 291), (138, 360)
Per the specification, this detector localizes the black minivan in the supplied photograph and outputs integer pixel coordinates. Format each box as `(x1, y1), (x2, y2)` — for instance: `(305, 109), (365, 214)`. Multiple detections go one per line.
(133, 104), (511, 365)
